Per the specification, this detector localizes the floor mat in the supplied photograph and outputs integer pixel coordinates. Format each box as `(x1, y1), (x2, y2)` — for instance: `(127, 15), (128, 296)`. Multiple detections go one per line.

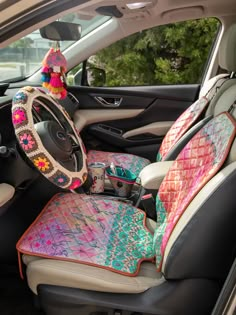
(0, 265), (44, 315)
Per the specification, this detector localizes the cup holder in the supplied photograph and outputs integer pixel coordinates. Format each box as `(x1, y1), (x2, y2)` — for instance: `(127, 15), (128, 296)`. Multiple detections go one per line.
(105, 165), (136, 198)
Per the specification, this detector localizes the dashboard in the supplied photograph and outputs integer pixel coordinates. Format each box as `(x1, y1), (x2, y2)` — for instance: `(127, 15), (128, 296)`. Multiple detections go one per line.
(0, 98), (37, 188)
(0, 101), (15, 145)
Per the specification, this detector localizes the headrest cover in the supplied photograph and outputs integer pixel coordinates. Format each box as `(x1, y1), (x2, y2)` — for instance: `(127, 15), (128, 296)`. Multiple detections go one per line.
(219, 24), (236, 72)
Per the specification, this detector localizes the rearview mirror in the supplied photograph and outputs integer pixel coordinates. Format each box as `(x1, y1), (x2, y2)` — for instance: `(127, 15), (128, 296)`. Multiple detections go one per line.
(40, 21), (81, 41)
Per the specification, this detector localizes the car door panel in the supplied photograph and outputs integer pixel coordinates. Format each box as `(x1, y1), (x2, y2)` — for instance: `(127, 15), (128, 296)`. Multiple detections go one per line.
(69, 84), (200, 161)
(69, 84), (199, 109)
(87, 123), (163, 148)
(69, 86), (155, 109)
(74, 109), (144, 131)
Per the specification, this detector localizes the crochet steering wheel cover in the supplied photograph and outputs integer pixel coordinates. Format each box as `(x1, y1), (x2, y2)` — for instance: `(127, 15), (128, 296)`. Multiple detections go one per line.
(12, 86), (88, 189)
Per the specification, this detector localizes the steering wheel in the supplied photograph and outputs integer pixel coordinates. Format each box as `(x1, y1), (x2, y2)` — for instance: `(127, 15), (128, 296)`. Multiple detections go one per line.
(12, 86), (88, 190)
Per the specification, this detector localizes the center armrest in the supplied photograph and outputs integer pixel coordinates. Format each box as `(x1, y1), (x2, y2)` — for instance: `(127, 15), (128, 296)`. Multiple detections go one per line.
(139, 161), (173, 190)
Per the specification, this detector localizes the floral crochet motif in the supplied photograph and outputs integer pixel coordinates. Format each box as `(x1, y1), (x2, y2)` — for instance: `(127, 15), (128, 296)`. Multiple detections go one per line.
(69, 179), (81, 190)
(12, 87), (87, 190)
(12, 108), (27, 125)
(49, 170), (70, 188)
(33, 156), (50, 172)
(53, 174), (69, 185)
(13, 91), (28, 104)
(19, 133), (36, 151)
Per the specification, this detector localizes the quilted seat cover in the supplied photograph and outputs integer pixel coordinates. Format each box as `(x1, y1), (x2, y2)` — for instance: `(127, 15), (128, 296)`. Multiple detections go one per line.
(17, 194), (154, 276)
(17, 113), (235, 277)
(157, 97), (209, 161)
(87, 97), (209, 178)
(87, 150), (150, 178)
(87, 77), (228, 177)
(154, 112), (236, 268)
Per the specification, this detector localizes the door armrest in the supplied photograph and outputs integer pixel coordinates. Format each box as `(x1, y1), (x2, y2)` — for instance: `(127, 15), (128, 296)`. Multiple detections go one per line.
(123, 121), (174, 139)
(0, 183), (15, 207)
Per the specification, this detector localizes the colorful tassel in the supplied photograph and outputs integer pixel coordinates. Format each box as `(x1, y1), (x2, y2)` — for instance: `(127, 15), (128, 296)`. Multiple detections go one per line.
(41, 66), (50, 73)
(60, 89), (67, 99)
(40, 44), (67, 100)
(50, 72), (63, 88)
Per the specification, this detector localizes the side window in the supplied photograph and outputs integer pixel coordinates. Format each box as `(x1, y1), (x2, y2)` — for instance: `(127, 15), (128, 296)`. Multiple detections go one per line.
(68, 18), (220, 87)
(67, 64), (82, 86)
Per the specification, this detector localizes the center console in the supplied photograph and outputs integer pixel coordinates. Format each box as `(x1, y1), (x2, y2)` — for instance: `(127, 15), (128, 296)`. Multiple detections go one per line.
(85, 160), (174, 216)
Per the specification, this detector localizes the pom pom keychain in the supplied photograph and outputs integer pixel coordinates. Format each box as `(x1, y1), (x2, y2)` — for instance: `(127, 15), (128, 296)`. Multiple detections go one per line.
(41, 42), (67, 99)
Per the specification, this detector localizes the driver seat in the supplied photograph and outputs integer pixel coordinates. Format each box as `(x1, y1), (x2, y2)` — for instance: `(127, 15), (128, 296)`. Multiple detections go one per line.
(17, 109), (236, 315)
(86, 25), (236, 179)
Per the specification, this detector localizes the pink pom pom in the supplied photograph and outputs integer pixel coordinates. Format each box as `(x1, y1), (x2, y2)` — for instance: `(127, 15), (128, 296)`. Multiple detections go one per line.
(60, 89), (67, 99)
(41, 66), (50, 73)
(41, 73), (50, 83)
(49, 73), (63, 88)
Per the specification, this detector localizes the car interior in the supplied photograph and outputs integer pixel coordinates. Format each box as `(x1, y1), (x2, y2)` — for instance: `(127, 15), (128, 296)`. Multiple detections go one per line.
(0, 1), (236, 315)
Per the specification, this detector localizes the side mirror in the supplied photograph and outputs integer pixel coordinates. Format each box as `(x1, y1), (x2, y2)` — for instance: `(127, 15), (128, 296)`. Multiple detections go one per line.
(86, 67), (106, 87)
(40, 21), (82, 41)
(67, 66), (106, 86)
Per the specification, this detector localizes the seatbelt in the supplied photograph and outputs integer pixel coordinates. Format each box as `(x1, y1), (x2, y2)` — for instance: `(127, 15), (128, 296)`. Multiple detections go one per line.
(141, 193), (156, 220)
(204, 74), (230, 102)
(200, 73), (230, 99)
(227, 100), (236, 114)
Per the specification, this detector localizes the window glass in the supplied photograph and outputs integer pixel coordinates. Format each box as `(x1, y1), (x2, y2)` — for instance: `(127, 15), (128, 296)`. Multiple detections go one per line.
(0, 14), (110, 82)
(70, 18), (220, 87)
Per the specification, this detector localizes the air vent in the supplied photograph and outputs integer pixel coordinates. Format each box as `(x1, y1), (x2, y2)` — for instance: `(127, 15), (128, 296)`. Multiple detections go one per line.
(67, 92), (80, 106)
(0, 82), (9, 96)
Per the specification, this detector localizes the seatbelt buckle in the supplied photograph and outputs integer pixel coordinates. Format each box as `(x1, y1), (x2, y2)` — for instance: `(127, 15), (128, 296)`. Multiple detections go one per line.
(141, 194), (156, 220)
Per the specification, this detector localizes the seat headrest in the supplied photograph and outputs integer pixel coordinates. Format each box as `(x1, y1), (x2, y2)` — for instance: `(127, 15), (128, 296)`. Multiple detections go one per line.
(219, 24), (236, 72)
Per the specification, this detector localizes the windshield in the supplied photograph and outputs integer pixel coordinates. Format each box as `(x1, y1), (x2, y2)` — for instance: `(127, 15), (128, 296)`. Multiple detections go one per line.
(0, 13), (110, 82)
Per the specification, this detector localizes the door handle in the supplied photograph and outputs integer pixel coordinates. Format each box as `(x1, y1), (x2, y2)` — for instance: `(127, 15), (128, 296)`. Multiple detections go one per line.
(94, 96), (123, 108)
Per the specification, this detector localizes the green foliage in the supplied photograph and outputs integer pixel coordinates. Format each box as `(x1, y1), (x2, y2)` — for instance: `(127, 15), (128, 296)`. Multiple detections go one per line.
(10, 37), (34, 48)
(69, 63), (82, 75)
(67, 64), (82, 85)
(90, 18), (219, 86)
(87, 67), (106, 86)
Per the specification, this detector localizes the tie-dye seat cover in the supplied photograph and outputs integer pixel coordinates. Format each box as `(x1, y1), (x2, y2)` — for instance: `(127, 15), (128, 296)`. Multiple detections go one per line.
(17, 194), (155, 275)
(87, 150), (150, 179)
(88, 97), (209, 178)
(17, 113), (235, 276)
(156, 97), (209, 161)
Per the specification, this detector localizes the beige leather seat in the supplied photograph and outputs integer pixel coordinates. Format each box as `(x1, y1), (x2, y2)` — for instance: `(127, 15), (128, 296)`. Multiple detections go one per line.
(23, 217), (161, 294)
(18, 25), (236, 315)
(87, 25), (236, 189)
(21, 147), (236, 314)
(22, 138), (236, 295)
(23, 24), (236, 294)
